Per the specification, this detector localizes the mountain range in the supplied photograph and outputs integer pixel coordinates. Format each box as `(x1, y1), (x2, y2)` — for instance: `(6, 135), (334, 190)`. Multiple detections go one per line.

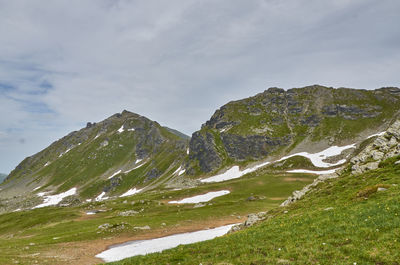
(0, 85), (399, 264)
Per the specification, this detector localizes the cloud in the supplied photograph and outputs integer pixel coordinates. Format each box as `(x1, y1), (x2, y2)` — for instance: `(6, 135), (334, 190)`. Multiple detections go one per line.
(0, 0), (399, 173)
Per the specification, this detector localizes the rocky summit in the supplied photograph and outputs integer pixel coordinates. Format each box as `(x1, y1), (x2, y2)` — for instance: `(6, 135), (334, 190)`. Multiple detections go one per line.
(0, 110), (189, 211)
(187, 85), (400, 175)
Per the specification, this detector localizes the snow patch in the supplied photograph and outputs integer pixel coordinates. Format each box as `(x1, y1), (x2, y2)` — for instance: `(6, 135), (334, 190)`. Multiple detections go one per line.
(44, 162), (50, 167)
(286, 169), (337, 175)
(95, 192), (109, 202)
(95, 223), (237, 262)
(117, 125), (124, 133)
(58, 147), (72, 158)
(33, 188), (77, 209)
(125, 161), (146, 173)
(367, 131), (386, 139)
(186, 148), (189, 155)
(178, 169), (186, 176)
(13, 208), (21, 212)
(128, 128), (135, 132)
(277, 144), (356, 168)
(33, 186), (42, 191)
(201, 160), (271, 183)
(169, 190), (230, 204)
(108, 170), (122, 179)
(120, 188), (143, 198)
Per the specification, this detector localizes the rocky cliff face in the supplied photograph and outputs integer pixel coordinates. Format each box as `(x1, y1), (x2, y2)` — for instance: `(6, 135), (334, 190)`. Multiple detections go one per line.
(0, 110), (189, 201)
(187, 86), (400, 175)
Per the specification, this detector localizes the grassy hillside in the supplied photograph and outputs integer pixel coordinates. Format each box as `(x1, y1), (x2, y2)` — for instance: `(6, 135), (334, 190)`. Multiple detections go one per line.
(0, 111), (189, 209)
(113, 155), (400, 265)
(0, 165), (315, 264)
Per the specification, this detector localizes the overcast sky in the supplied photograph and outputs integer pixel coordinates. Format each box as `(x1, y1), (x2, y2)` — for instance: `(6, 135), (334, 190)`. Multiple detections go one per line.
(0, 0), (399, 174)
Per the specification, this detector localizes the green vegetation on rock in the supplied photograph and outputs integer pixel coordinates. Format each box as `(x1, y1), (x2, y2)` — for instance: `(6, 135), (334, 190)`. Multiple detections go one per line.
(187, 86), (400, 175)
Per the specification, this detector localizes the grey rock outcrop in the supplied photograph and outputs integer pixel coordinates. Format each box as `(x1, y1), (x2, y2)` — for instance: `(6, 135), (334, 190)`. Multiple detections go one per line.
(351, 120), (400, 175)
(229, 212), (268, 233)
(280, 173), (339, 207)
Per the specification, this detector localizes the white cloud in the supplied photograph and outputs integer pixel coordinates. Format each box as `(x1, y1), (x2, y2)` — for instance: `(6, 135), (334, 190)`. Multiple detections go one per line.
(0, 0), (399, 173)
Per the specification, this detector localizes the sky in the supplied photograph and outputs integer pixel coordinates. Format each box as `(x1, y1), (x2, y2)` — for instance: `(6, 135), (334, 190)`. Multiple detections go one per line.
(0, 0), (399, 174)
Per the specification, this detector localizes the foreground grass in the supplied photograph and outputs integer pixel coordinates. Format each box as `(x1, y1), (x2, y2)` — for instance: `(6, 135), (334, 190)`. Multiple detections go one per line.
(0, 169), (313, 265)
(111, 156), (400, 265)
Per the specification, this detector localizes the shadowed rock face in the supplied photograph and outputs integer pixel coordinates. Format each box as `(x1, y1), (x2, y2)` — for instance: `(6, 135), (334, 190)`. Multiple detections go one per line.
(188, 131), (222, 173)
(220, 134), (290, 161)
(187, 85), (400, 175)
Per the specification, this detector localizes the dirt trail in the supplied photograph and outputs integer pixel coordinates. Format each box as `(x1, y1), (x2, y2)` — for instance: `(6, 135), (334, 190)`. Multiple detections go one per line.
(42, 217), (245, 265)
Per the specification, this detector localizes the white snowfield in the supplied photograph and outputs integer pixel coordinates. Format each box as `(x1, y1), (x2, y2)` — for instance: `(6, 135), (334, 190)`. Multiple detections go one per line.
(168, 190), (230, 204)
(33, 188), (77, 209)
(95, 192), (109, 202)
(201, 161), (271, 183)
(201, 143), (358, 183)
(277, 144), (356, 168)
(286, 169), (337, 175)
(58, 147), (72, 158)
(108, 170), (122, 179)
(117, 125), (124, 133)
(95, 223), (237, 262)
(367, 131), (386, 139)
(120, 188), (143, 198)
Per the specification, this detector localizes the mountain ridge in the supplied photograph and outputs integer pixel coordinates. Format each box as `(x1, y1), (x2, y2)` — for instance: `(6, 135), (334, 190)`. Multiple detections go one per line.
(187, 85), (400, 175)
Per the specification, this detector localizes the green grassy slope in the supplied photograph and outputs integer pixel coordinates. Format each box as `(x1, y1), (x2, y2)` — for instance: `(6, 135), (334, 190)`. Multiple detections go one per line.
(114, 156), (400, 265)
(0, 166), (315, 264)
(0, 110), (188, 205)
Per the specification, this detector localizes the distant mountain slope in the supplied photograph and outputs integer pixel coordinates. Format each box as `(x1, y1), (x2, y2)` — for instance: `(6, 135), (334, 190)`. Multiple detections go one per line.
(0, 110), (189, 204)
(0, 174), (6, 183)
(187, 85), (400, 175)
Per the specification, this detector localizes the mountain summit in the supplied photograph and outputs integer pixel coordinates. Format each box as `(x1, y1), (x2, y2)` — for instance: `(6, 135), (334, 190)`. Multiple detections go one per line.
(0, 110), (188, 209)
(187, 85), (400, 175)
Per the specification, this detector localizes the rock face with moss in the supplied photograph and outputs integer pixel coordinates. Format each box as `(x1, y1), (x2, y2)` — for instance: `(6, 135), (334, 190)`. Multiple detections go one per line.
(187, 85), (400, 175)
(0, 110), (189, 202)
(351, 120), (400, 174)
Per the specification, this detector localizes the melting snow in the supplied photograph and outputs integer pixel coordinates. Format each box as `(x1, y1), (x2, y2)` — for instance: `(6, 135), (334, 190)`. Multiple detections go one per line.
(95, 192), (108, 202)
(33, 188), (77, 209)
(277, 144), (356, 168)
(201, 161), (271, 183)
(58, 148), (72, 158)
(108, 170), (122, 179)
(95, 223), (237, 262)
(286, 169), (337, 175)
(120, 188), (143, 198)
(125, 161), (146, 173)
(367, 131), (386, 139)
(169, 190), (230, 204)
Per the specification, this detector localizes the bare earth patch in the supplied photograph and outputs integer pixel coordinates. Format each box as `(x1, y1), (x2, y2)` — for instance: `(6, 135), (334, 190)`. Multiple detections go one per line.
(41, 217), (245, 265)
